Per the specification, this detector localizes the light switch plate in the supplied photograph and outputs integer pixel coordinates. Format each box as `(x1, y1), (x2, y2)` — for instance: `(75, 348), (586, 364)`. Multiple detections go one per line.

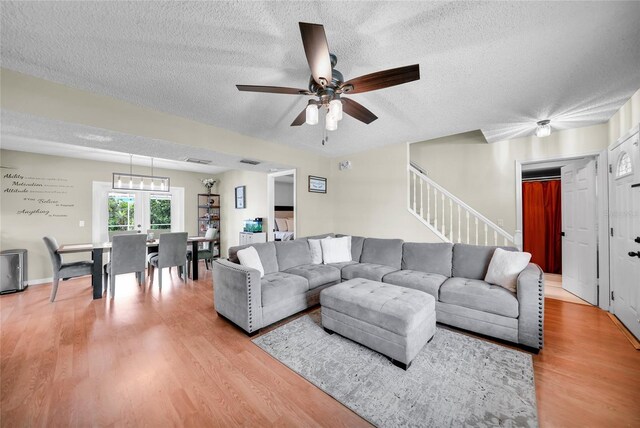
(79, 220), (85, 227)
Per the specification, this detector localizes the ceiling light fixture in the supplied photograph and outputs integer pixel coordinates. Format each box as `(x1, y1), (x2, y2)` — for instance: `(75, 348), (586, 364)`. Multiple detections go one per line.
(75, 133), (113, 142)
(535, 120), (551, 138)
(112, 154), (170, 192)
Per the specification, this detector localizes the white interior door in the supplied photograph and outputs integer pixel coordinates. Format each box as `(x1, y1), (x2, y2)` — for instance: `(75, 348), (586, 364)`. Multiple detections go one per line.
(609, 130), (640, 340)
(561, 159), (598, 304)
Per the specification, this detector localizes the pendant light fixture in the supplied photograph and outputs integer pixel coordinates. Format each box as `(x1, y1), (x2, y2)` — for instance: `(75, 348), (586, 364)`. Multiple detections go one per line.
(535, 120), (551, 138)
(112, 154), (170, 192)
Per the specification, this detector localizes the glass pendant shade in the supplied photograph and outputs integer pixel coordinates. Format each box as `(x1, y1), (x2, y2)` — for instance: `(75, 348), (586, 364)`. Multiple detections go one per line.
(325, 112), (338, 131)
(535, 120), (551, 138)
(329, 99), (343, 121)
(113, 173), (170, 192)
(305, 104), (318, 125)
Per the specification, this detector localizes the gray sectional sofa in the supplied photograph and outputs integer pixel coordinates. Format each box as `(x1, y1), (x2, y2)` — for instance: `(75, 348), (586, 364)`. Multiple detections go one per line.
(212, 234), (544, 350)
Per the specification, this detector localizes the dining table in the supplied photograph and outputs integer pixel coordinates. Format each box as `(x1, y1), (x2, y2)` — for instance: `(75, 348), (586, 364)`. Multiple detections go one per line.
(58, 236), (216, 299)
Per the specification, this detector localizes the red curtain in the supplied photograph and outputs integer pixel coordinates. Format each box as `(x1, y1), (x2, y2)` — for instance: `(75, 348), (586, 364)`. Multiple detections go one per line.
(523, 180), (562, 273)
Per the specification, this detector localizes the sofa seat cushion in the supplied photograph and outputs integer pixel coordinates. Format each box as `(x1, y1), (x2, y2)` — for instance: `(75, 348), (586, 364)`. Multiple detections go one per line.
(439, 277), (519, 318)
(284, 264), (341, 289)
(382, 270), (447, 300)
(321, 278), (435, 336)
(327, 261), (357, 271)
(261, 272), (309, 307)
(341, 263), (398, 282)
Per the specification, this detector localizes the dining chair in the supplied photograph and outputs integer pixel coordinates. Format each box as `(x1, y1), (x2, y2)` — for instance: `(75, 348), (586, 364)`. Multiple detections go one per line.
(186, 227), (217, 277)
(42, 236), (94, 302)
(148, 232), (188, 289)
(108, 230), (141, 241)
(104, 233), (147, 298)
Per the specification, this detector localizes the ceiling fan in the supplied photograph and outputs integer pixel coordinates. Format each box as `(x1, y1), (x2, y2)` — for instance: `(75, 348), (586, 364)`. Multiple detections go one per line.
(236, 22), (420, 136)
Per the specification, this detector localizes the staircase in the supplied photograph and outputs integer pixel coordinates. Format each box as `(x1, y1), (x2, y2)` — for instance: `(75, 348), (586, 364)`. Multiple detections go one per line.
(407, 162), (515, 247)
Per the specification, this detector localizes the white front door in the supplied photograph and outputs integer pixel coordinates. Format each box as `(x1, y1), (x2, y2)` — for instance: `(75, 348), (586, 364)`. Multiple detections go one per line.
(609, 130), (640, 340)
(561, 159), (598, 304)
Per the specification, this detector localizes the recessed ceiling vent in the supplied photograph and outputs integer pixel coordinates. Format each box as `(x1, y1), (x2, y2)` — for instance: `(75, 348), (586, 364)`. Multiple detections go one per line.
(184, 157), (212, 165)
(239, 159), (261, 166)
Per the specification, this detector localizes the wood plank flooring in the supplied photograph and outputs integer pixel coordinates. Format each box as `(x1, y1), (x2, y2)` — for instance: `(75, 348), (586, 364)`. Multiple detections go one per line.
(1, 267), (639, 427)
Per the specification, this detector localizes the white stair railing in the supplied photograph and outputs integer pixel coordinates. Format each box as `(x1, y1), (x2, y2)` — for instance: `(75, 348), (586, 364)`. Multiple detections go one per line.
(407, 164), (515, 246)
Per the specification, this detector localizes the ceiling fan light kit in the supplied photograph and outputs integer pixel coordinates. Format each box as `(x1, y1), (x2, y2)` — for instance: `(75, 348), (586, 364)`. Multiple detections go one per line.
(237, 22), (420, 143)
(535, 119), (551, 138)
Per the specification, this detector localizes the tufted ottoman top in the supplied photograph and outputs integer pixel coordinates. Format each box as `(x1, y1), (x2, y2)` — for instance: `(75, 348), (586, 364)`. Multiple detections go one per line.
(320, 278), (434, 336)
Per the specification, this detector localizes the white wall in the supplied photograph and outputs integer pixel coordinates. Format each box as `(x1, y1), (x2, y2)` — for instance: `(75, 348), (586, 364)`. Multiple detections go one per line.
(0, 149), (212, 281)
(274, 181), (294, 206)
(0, 69), (335, 250)
(409, 124), (609, 235)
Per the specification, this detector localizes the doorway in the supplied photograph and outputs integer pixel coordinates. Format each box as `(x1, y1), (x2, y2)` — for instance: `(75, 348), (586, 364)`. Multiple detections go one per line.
(516, 152), (609, 308)
(267, 169), (296, 242)
(608, 127), (640, 340)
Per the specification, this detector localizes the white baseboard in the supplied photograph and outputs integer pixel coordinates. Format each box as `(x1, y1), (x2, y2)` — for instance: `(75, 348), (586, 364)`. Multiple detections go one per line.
(26, 277), (53, 286)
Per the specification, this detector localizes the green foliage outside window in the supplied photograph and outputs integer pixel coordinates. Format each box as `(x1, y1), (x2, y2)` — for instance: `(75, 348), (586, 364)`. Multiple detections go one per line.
(108, 194), (135, 231)
(150, 197), (171, 230)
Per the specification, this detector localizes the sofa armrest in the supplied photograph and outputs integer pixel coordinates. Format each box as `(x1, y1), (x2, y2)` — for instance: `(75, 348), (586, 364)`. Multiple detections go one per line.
(212, 259), (263, 334)
(517, 263), (544, 350)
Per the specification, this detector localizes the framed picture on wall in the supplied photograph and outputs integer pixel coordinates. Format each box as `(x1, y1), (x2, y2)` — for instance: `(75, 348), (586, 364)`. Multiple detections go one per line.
(308, 176), (327, 193)
(235, 185), (246, 209)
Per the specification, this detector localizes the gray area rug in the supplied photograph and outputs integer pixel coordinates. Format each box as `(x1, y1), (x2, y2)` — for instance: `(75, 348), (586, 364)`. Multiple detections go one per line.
(253, 313), (538, 427)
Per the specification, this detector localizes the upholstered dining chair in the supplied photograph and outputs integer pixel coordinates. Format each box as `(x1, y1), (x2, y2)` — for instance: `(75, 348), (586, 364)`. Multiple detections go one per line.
(108, 230), (141, 241)
(148, 232), (188, 289)
(186, 227), (217, 277)
(42, 236), (94, 302)
(104, 233), (147, 298)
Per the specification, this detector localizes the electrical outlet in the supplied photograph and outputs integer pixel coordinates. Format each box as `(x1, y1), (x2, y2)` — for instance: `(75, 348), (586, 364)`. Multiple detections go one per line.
(79, 220), (85, 227)
(497, 219), (504, 227)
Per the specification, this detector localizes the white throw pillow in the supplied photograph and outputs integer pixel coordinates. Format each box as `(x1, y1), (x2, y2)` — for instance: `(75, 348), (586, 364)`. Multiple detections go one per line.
(322, 236), (352, 264)
(285, 218), (294, 231)
(484, 248), (532, 293)
(237, 246), (265, 278)
(275, 218), (288, 232)
(308, 236), (332, 264)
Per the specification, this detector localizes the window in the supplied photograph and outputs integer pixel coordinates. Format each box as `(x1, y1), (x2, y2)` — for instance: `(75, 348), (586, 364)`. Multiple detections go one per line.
(93, 182), (184, 243)
(108, 193), (136, 232)
(150, 194), (172, 230)
(616, 152), (632, 178)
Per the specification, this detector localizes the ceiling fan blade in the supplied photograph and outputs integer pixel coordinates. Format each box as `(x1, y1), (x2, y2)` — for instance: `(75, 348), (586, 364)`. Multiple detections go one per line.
(299, 22), (333, 86)
(341, 98), (378, 124)
(236, 85), (310, 95)
(290, 107), (307, 126)
(341, 64), (420, 94)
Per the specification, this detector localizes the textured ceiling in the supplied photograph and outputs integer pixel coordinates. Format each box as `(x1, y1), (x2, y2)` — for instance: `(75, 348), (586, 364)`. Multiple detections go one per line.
(0, 110), (293, 174)
(1, 1), (639, 156)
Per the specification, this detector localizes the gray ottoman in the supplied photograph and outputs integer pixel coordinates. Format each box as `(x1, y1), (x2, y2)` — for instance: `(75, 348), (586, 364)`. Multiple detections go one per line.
(320, 278), (436, 370)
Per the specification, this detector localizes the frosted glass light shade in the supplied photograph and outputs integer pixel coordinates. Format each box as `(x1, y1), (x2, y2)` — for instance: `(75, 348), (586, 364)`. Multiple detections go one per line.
(305, 104), (318, 125)
(329, 99), (343, 121)
(535, 120), (551, 138)
(325, 112), (338, 131)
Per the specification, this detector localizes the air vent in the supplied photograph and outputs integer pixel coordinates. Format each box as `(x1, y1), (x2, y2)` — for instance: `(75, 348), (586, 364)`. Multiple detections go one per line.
(239, 159), (261, 166)
(184, 158), (212, 165)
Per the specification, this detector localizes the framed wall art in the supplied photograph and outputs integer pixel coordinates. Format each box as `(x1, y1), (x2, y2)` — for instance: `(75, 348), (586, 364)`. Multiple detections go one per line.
(308, 176), (327, 193)
(235, 185), (246, 209)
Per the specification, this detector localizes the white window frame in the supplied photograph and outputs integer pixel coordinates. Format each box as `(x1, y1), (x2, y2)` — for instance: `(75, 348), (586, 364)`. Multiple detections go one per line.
(92, 181), (184, 242)
(615, 151), (632, 179)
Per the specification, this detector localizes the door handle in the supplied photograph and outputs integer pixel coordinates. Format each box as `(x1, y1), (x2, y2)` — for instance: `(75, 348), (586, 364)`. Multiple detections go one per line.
(561, 232), (565, 237)
(635, 237), (640, 244)
(629, 251), (640, 258)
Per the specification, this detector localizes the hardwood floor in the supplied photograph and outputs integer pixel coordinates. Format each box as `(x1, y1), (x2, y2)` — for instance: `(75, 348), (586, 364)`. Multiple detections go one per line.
(544, 273), (590, 306)
(1, 267), (639, 427)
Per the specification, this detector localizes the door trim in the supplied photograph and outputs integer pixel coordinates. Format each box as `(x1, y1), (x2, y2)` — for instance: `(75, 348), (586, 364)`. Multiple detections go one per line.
(514, 150), (610, 310)
(267, 169), (297, 242)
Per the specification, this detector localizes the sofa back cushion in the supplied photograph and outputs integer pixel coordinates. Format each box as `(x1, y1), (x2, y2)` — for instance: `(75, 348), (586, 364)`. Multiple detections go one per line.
(452, 243), (517, 280)
(402, 242), (453, 276)
(228, 242), (279, 274)
(360, 238), (404, 269)
(336, 234), (365, 262)
(275, 239), (312, 271)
